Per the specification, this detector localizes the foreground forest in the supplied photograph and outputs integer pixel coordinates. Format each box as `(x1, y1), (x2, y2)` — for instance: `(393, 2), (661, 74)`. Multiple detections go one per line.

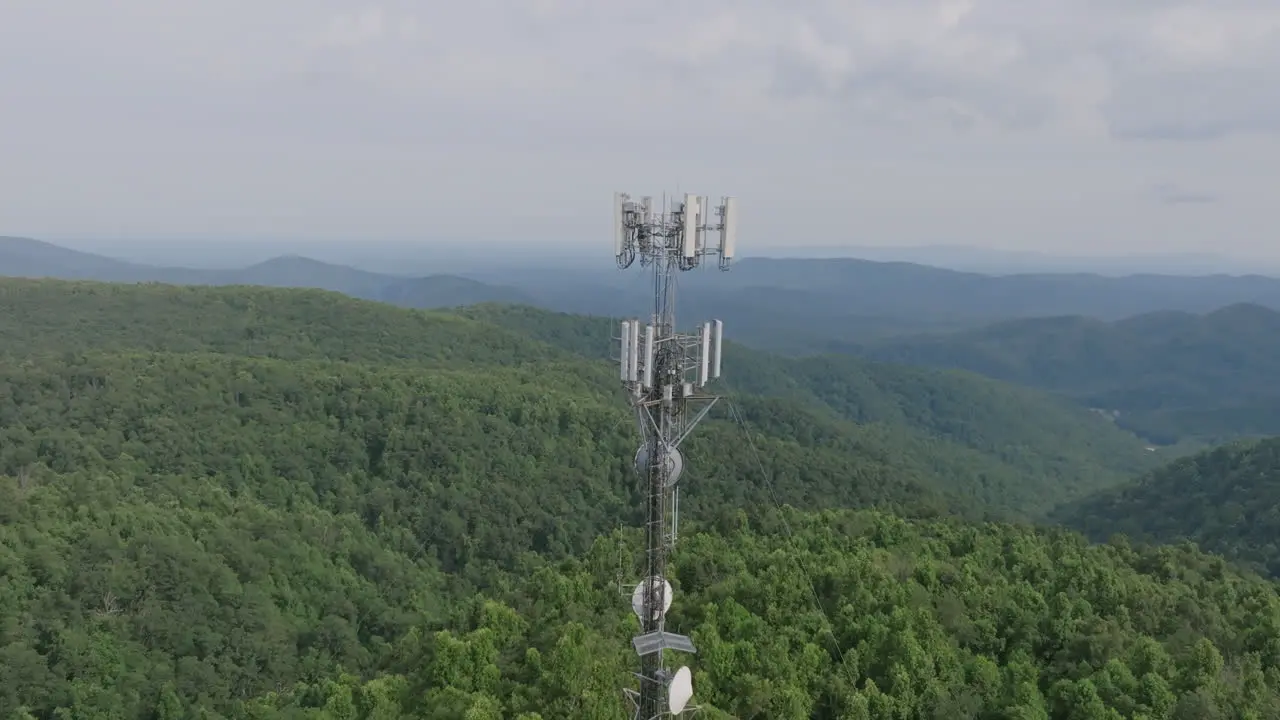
(2, 278), (1278, 719)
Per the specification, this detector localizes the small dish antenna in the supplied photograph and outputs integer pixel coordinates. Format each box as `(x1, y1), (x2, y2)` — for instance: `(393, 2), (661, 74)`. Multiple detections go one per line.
(630, 577), (673, 622)
(669, 666), (693, 714)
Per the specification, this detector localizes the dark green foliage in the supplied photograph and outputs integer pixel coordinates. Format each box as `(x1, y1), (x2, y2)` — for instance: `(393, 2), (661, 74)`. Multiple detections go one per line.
(0, 279), (567, 367)
(0, 279), (1159, 518)
(459, 303), (1160, 515)
(1053, 437), (1280, 578)
(3, 277), (1269, 719)
(0, 348), (965, 566)
(0, 466), (448, 718)
(855, 304), (1280, 445)
(78, 510), (1280, 719)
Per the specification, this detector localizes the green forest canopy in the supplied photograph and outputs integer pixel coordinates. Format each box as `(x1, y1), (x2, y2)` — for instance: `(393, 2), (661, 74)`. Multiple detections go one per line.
(1053, 437), (1280, 579)
(852, 304), (1280, 446)
(2, 278), (1276, 718)
(0, 279), (1161, 517)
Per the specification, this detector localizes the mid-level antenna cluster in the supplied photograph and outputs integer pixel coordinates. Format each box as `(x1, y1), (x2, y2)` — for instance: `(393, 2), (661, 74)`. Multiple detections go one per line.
(612, 190), (737, 719)
(619, 318), (723, 392)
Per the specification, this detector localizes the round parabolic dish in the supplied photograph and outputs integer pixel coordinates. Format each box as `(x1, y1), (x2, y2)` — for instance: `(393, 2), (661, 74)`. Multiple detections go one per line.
(669, 666), (693, 714)
(630, 576), (673, 621)
(634, 443), (683, 487)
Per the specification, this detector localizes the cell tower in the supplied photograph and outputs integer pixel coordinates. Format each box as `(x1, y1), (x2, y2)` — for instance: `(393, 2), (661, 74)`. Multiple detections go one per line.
(613, 192), (737, 719)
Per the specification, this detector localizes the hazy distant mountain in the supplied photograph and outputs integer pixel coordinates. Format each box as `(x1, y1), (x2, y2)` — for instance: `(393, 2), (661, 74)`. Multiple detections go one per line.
(0, 236), (147, 280)
(379, 275), (535, 308)
(10, 236), (1280, 354)
(59, 236), (1278, 277)
(754, 243), (1273, 276)
(852, 303), (1280, 445)
(687, 258), (1280, 320)
(0, 237), (531, 311)
(231, 256), (392, 298)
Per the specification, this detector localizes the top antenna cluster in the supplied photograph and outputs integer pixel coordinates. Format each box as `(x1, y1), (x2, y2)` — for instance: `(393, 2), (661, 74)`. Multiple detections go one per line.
(614, 193), (737, 272)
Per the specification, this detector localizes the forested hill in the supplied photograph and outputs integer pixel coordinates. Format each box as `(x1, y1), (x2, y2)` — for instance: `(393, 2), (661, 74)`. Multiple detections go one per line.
(3, 277), (1280, 717)
(0, 279), (1159, 516)
(851, 303), (1280, 446)
(1052, 437), (1280, 578)
(457, 304), (1163, 511)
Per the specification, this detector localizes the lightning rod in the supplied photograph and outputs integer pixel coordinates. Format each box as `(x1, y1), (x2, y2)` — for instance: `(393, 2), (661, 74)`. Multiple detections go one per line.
(613, 191), (737, 719)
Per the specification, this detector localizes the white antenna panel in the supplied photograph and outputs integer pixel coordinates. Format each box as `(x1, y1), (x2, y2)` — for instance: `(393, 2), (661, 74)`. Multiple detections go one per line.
(620, 320), (631, 381)
(641, 196), (653, 223)
(697, 195), (710, 251)
(681, 194), (699, 259)
(614, 192), (627, 256)
(712, 319), (723, 379)
(720, 196), (737, 260)
(669, 667), (693, 714)
(628, 321), (640, 383)
(630, 577), (673, 621)
(698, 322), (711, 386)
(643, 324), (656, 389)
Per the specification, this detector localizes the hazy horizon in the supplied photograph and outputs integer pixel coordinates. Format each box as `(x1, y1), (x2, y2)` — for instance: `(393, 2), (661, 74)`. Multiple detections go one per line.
(2, 3), (1278, 263)
(15, 234), (1280, 278)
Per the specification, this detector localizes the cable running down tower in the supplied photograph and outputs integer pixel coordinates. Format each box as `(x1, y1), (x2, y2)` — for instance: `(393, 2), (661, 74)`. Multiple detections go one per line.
(613, 192), (738, 719)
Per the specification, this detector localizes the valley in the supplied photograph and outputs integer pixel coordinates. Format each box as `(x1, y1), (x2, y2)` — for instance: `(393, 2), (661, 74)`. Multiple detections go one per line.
(852, 304), (1280, 447)
(1053, 437), (1280, 579)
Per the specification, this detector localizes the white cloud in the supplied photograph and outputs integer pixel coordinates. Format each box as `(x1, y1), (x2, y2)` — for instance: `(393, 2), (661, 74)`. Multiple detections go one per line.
(5, 0), (1276, 139)
(0, 0), (1277, 257)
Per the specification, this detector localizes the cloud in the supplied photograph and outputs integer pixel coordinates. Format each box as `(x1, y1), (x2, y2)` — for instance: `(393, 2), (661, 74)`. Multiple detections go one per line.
(1106, 69), (1280, 141)
(357, 0), (1280, 141)
(642, 0), (1280, 139)
(1152, 182), (1219, 205)
(2, 0), (1278, 143)
(0, 0), (1277, 258)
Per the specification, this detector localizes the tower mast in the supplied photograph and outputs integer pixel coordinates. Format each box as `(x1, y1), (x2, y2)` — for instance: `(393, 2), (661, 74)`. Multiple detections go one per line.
(613, 192), (738, 719)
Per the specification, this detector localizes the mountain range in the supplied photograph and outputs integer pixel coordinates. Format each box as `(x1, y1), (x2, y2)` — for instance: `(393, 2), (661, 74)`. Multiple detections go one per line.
(754, 243), (1276, 276)
(10, 235), (1280, 352)
(0, 236), (536, 310)
(10, 235), (1280, 447)
(850, 303), (1280, 445)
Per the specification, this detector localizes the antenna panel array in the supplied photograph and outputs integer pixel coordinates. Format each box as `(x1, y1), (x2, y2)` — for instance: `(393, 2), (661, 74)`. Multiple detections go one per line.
(613, 191), (738, 272)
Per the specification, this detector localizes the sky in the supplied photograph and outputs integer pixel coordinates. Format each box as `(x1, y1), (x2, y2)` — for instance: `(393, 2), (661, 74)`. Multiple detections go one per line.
(1, 1), (1279, 261)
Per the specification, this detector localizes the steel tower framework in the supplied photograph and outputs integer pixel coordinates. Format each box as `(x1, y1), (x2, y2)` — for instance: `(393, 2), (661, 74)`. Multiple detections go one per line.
(613, 192), (737, 719)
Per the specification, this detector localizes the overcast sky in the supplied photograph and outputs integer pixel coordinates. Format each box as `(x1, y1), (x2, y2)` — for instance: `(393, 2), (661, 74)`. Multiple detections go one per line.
(1, 1), (1278, 259)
